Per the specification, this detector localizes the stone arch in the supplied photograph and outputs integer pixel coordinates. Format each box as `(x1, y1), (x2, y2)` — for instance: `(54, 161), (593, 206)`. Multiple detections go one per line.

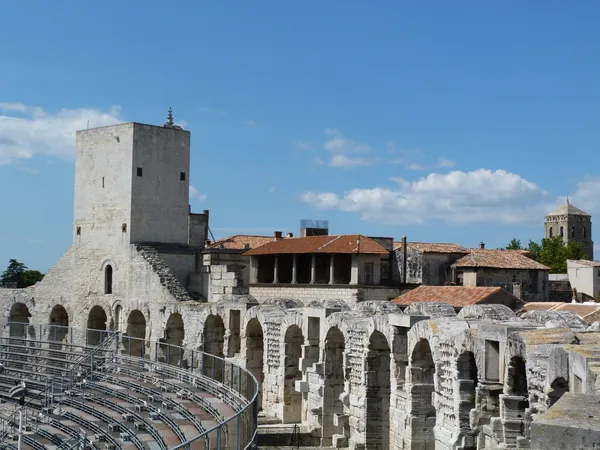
(9, 303), (31, 338)
(283, 324), (304, 424)
(87, 305), (108, 346)
(457, 351), (478, 449)
(49, 305), (69, 342)
(365, 330), (391, 450)
(203, 314), (225, 379)
(245, 318), (264, 410)
(322, 326), (346, 445)
(409, 338), (436, 448)
(165, 313), (185, 366)
(124, 309), (146, 357)
(547, 377), (568, 408)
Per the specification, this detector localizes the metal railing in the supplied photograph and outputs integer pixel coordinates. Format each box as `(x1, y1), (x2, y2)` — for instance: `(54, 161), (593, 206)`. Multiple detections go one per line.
(1, 322), (259, 450)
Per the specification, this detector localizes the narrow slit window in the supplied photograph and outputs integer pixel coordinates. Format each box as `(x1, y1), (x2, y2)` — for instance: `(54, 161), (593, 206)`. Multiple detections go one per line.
(180, 172), (186, 181)
(105, 265), (113, 295)
(137, 167), (143, 177)
(102, 177), (105, 188)
(76, 226), (81, 236)
(122, 223), (127, 233)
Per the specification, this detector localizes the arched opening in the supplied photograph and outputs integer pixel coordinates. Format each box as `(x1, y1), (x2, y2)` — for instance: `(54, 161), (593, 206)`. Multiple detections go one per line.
(124, 309), (146, 357)
(49, 305), (69, 342)
(245, 319), (264, 410)
(365, 331), (391, 450)
(547, 377), (568, 408)
(203, 315), (225, 379)
(165, 313), (185, 366)
(114, 305), (123, 332)
(86, 305), (108, 346)
(409, 339), (436, 448)
(322, 327), (346, 445)
(503, 356), (529, 447)
(104, 265), (113, 294)
(9, 303), (31, 338)
(283, 325), (304, 424)
(507, 356), (528, 397)
(457, 351), (478, 449)
(571, 226), (576, 238)
(560, 226), (564, 238)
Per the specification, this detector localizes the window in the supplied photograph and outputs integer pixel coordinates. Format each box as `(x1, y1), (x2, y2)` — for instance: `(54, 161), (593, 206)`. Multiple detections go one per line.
(364, 262), (374, 285)
(76, 226), (81, 236)
(122, 223), (127, 233)
(560, 226), (564, 238)
(549, 227), (553, 238)
(381, 261), (389, 281)
(104, 265), (113, 295)
(137, 167), (143, 177)
(180, 172), (186, 181)
(597, 270), (600, 277)
(102, 177), (104, 188)
(571, 226), (575, 238)
(584, 227), (588, 239)
(485, 340), (500, 382)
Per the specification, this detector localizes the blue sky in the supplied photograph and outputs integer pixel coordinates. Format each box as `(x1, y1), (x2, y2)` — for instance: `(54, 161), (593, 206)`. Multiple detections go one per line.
(1, 1), (600, 272)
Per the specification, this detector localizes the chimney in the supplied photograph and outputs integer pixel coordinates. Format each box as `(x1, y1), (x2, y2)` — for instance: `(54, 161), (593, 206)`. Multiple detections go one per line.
(274, 231), (283, 241)
(205, 240), (212, 247)
(286, 232), (294, 238)
(401, 236), (408, 284)
(480, 242), (485, 249)
(243, 243), (250, 250)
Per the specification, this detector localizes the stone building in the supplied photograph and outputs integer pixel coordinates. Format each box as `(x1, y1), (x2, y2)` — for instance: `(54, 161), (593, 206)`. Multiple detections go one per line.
(544, 200), (594, 260)
(2, 117), (600, 449)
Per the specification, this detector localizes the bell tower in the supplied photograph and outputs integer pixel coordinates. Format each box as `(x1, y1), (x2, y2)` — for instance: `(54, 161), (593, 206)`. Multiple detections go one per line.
(544, 199), (594, 260)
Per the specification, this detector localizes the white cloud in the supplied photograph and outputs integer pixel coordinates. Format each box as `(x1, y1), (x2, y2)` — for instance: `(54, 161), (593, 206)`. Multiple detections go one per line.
(199, 106), (226, 116)
(438, 157), (455, 168)
(301, 168), (548, 225)
(189, 185), (207, 202)
(0, 103), (122, 166)
(323, 129), (370, 154)
(17, 166), (39, 175)
(568, 177), (600, 215)
(330, 154), (373, 169)
(245, 119), (256, 127)
(407, 162), (427, 171)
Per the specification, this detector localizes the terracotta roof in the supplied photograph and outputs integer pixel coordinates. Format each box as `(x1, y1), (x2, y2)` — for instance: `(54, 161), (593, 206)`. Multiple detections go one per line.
(393, 241), (469, 253)
(452, 249), (549, 270)
(243, 234), (389, 256)
(208, 235), (274, 250)
(392, 285), (520, 308)
(546, 201), (590, 217)
(567, 259), (600, 268)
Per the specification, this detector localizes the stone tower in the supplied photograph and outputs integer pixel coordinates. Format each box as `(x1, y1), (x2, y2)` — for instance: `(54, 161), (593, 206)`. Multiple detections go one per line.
(73, 114), (191, 249)
(544, 200), (594, 260)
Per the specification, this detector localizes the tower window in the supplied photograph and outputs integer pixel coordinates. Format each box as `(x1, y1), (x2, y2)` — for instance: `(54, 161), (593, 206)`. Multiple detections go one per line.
(180, 172), (186, 181)
(105, 265), (113, 295)
(584, 227), (587, 239)
(560, 226), (564, 238)
(549, 227), (553, 238)
(137, 167), (143, 177)
(571, 226), (575, 238)
(122, 223), (127, 233)
(102, 177), (105, 188)
(76, 226), (81, 236)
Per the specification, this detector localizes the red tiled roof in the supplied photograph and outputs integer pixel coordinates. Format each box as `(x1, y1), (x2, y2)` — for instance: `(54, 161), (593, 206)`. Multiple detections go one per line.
(392, 285), (520, 308)
(393, 241), (469, 253)
(243, 234), (389, 256)
(452, 249), (549, 270)
(208, 235), (274, 250)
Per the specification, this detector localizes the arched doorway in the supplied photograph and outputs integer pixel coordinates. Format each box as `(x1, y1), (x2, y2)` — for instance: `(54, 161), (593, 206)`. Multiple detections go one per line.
(49, 305), (69, 342)
(547, 377), (568, 408)
(9, 303), (31, 338)
(322, 327), (346, 445)
(409, 339), (436, 448)
(125, 310), (146, 357)
(203, 315), (225, 379)
(245, 319), (264, 410)
(283, 325), (304, 424)
(165, 313), (185, 366)
(457, 351), (478, 449)
(87, 305), (108, 346)
(365, 331), (391, 450)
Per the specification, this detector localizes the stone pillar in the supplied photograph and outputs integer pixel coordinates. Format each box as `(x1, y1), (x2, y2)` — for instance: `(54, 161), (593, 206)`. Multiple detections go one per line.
(273, 256), (279, 284)
(249, 256), (258, 283)
(310, 254), (316, 284)
(292, 254), (297, 284)
(329, 255), (335, 284)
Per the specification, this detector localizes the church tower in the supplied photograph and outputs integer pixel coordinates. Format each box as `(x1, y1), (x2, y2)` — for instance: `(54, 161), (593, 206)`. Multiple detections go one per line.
(544, 200), (594, 260)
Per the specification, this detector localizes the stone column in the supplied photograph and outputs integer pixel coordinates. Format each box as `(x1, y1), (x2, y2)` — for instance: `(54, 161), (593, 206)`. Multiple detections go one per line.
(350, 254), (359, 285)
(310, 254), (316, 284)
(273, 256), (279, 284)
(292, 254), (297, 284)
(329, 254), (335, 284)
(249, 256), (258, 283)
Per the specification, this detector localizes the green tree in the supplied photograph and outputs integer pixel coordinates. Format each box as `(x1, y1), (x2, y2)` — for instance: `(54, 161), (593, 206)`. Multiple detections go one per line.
(0, 259), (44, 288)
(539, 236), (567, 273)
(506, 238), (522, 250)
(526, 240), (542, 261)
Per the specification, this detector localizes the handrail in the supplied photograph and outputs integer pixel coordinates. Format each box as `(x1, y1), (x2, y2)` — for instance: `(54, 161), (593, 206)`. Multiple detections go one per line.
(1, 321), (259, 449)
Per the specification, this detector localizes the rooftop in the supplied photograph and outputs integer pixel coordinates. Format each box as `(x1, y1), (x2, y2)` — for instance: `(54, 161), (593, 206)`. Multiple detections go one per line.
(208, 235), (275, 250)
(546, 200), (591, 218)
(243, 234), (389, 256)
(567, 259), (600, 268)
(392, 285), (521, 308)
(393, 241), (469, 253)
(518, 302), (600, 324)
(452, 249), (549, 270)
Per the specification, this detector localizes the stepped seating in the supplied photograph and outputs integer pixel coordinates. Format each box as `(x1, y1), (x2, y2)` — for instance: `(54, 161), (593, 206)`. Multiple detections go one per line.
(0, 327), (258, 450)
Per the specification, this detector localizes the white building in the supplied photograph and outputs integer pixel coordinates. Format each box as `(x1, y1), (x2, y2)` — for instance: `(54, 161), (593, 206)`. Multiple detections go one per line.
(567, 259), (600, 301)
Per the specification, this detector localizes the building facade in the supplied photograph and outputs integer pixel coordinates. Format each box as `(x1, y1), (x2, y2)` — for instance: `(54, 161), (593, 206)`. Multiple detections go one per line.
(544, 200), (594, 260)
